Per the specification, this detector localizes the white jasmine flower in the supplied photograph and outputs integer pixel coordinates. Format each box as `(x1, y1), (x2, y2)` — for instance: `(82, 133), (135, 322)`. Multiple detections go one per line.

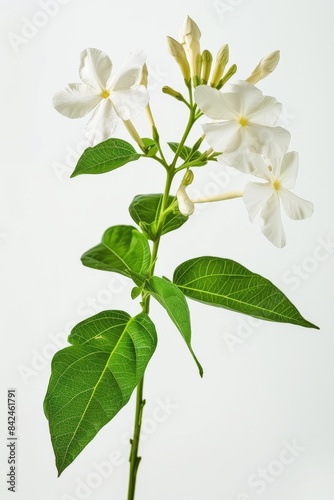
(194, 81), (291, 173)
(53, 48), (149, 146)
(243, 152), (313, 247)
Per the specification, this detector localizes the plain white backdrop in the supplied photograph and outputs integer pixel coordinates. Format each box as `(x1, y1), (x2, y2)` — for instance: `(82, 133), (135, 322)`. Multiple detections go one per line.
(1, 0), (333, 499)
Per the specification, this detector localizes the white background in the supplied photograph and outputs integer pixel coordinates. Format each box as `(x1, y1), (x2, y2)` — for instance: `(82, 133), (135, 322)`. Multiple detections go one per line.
(1, 0), (333, 499)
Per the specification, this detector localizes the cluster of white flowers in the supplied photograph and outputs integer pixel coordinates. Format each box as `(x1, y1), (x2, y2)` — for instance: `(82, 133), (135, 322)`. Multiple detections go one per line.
(180, 78), (313, 248)
(53, 16), (313, 248)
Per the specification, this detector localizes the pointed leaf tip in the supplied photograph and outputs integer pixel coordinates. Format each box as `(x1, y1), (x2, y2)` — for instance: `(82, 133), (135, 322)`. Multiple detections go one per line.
(173, 256), (318, 329)
(71, 138), (140, 177)
(44, 310), (157, 475)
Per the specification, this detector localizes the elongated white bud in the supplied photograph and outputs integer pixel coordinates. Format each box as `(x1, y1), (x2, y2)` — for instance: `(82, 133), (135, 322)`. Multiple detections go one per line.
(210, 44), (229, 88)
(166, 36), (191, 82)
(176, 185), (194, 216)
(246, 50), (280, 85)
(180, 15), (201, 79)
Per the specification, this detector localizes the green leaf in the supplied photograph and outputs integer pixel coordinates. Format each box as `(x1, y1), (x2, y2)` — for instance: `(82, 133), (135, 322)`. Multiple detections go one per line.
(147, 276), (203, 376)
(173, 257), (318, 329)
(129, 194), (188, 240)
(142, 138), (158, 157)
(81, 225), (151, 284)
(167, 142), (202, 162)
(71, 138), (140, 177)
(131, 286), (143, 300)
(44, 310), (157, 476)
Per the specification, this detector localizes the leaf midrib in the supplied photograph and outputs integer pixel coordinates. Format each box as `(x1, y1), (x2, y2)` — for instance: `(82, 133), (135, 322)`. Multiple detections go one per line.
(58, 315), (138, 472)
(79, 141), (138, 173)
(177, 284), (300, 322)
(71, 318), (130, 345)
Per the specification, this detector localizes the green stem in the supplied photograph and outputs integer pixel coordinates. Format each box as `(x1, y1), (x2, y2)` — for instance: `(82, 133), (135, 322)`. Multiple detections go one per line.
(127, 91), (199, 498)
(127, 168), (174, 500)
(170, 106), (196, 170)
(127, 378), (145, 500)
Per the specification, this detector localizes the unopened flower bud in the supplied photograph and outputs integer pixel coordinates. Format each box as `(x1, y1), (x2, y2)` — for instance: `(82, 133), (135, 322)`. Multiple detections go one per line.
(180, 15), (201, 79)
(182, 169), (194, 186)
(216, 64), (237, 89)
(194, 53), (202, 86)
(210, 44), (229, 88)
(201, 50), (213, 84)
(166, 36), (191, 82)
(176, 185), (194, 216)
(162, 86), (186, 103)
(246, 50), (280, 85)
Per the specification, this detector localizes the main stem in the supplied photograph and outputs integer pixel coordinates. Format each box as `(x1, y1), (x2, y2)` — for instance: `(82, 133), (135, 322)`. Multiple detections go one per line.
(127, 94), (196, 499)
(127, 170), (174, 500)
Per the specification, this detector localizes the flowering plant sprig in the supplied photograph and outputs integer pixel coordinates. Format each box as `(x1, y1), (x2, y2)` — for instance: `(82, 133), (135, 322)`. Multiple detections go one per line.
(44, 16), (318, 499)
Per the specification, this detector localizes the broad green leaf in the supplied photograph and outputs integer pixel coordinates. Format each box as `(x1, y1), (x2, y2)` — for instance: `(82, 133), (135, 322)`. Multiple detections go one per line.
(44, 310), (157, 476)
(71, 138), (140, 177)
(173, 257), (318, 329)
(167, 142), (202, 162)
(129, 194), (188, 240)
(81, 225), (150, 284)
(147, 276), (203, 376)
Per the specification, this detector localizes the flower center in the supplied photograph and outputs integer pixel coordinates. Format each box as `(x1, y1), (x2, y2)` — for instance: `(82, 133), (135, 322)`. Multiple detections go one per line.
(239, 116), (248, 127)
(273, 179), (281, 191)
(100, 89), (110, 99)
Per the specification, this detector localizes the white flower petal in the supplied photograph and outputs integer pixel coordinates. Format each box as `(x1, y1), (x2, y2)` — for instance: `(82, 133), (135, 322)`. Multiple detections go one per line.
(243, 181), (273, 221)
(279, 188), (314, 220)
(248, 154), (273, 180)
(222, 152), (247, 173)
(261, 193), (286, 248)
(111, 50), (146, 90)
(202, 121), (240, 152)
(224, 127), (246, 154)
(177, 186), (194, 216)
(84, 99), (118, 146)
(246, 123), (291, 158)
(195, 85), (241, 120)
(53, 83), (101, 119)
(269, 157), (282, 178)
(248, 96), (282, 126)
(79, 48), (112, 92)
(111, 86), (149, 121)
(223, 152), (254, 174)
(279, 151), (299, 188)
(223, 129), (257, 173)
(229, 81), (264, 116)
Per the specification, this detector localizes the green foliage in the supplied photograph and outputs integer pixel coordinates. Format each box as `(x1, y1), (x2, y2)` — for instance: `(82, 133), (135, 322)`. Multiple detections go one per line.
(81, 225), (151, 285)
(142, 138), (159, 157)
(167, 142), (202, 161)
(173, 257), (318, 328)
(44, 310), (157, 476)
(129, 194), (188, 240)
(147, 276), (203, 376)
(71, 138), (140, 177)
